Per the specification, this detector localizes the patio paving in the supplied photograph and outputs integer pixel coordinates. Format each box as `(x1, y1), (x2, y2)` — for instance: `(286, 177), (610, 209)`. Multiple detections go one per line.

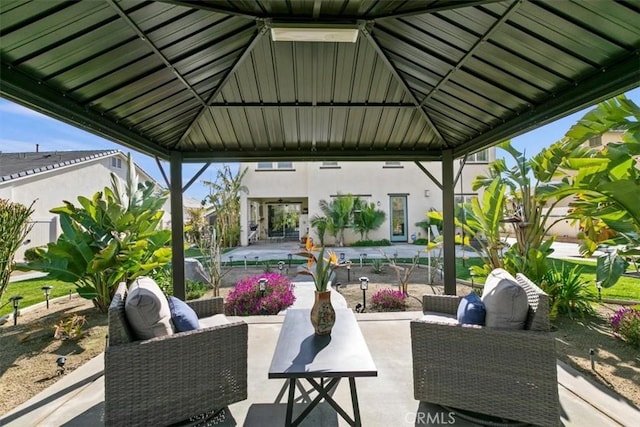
(2, 312), (639, 427)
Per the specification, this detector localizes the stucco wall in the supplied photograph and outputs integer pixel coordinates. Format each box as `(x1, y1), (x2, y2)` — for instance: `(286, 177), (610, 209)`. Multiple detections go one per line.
(1, 153), (170, 261)
(239, 152), (494, 246)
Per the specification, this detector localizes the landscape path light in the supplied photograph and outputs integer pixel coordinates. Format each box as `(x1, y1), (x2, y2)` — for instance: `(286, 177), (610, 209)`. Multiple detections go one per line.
(42, 285), (53, 309)
(359, 277), (369, 312)
(278, 261), (285, 273)
(258, 278), (268, 298)
(346, 261), (352, 282)
(56, 356), (66, 375)
(9, 296), (23, 326)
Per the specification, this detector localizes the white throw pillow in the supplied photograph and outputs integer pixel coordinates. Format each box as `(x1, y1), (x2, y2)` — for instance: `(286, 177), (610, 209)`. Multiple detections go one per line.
(125, 276), (174, 340)
(481, 269), (529, 329)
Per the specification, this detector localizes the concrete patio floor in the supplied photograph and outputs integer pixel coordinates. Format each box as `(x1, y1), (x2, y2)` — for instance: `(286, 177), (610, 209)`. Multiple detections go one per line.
(2, 312), (639, 427)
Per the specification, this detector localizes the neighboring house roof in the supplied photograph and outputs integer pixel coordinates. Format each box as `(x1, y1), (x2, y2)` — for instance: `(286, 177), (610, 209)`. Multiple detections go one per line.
(0, 149), (118, 183)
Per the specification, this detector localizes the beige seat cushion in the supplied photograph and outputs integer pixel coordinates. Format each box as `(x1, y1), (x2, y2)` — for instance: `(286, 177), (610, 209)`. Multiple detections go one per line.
(199, 314), (231, 329)
(421, 312), (458, 325)
(481, 269), (529, 329)
(125, 277), (174, 340)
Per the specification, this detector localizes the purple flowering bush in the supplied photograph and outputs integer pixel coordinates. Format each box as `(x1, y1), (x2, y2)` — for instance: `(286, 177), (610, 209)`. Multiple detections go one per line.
(610, 306), (640, 348)
(370, 289), (407, 312)
(225, 273), (295, 316)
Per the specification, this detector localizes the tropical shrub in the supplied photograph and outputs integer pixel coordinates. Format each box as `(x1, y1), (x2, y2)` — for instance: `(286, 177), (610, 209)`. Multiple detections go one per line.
(17, 155), (171, 312)
(541, 265), (595, 319)
(370, 258), (384, 274)
(353, 199), (386, 240)
(370, 289), (407, 312)
(0, 199), (34, 301)
(225, 273), (295, 315)
(318, 193), (356, 247)
(350, 239), (391, 247)
(610, 306), (640, 348)
(151, 266), (208, 301)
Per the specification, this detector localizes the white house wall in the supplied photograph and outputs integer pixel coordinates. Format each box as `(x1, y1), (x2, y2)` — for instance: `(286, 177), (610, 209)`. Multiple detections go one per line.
(1, 153), (169, 261)
(239, 153), (494, 246)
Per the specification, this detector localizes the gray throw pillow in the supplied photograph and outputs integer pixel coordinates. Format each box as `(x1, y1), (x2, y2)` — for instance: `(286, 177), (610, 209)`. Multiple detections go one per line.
(125, 276), (174, 340)
(481, 269), (529, 329)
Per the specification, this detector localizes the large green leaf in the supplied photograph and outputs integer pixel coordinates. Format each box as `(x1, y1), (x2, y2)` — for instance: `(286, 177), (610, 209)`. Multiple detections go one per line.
(596, 252), (629, 288)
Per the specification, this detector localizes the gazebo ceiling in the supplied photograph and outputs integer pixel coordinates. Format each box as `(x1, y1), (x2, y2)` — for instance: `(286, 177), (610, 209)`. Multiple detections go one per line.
(1, 0), (639, 162)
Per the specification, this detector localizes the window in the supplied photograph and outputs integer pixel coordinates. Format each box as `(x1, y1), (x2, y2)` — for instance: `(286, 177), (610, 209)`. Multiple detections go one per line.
(589, 136), (602, 147)
(320, 161), (340, 169)
(455, 194), (476, 205)
(111, 157), (122, 168)
(467, 150), (488, 163)
(383, 161), (403, 168)
(256, 162), (294, 170)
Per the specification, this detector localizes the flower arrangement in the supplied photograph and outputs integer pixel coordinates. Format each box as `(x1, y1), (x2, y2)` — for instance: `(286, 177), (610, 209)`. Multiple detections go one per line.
(370, 289), (407, 312)
(296, 238), (344, 292)
(225, 273), (295, 316)
(610, 306), (640, 348)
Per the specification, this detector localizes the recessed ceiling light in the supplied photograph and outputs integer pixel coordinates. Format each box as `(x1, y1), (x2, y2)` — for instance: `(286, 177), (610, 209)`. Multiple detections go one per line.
(270, 26), (359, 43)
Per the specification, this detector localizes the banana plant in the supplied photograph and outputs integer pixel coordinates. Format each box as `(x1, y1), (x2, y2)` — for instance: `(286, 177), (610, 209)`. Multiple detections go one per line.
(17, 155), (171, 312)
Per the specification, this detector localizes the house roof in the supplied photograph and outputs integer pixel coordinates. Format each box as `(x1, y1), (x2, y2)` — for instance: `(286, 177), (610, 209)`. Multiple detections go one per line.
(0, 149), (118, 182)
(0, 1), (638, 163)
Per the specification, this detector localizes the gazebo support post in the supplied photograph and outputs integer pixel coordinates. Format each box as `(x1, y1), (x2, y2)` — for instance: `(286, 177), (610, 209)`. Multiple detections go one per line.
(170, 151), (186, 300)
(442, 150), (457, 295)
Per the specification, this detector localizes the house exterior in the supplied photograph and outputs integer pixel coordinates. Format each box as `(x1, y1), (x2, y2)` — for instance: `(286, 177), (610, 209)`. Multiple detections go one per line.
(238, 148), (495, 246)
(546, 130), (630, 240)
(0, 150), (168, 261)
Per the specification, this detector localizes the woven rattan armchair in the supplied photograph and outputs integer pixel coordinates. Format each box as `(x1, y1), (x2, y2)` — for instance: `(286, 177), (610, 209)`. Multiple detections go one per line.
(105, 283), (248, 426)
(411, 274), (560, 427)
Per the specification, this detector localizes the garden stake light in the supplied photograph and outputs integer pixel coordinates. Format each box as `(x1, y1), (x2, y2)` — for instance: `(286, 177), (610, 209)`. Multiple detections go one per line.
(42, 285), (53, 309)
(346, 261), (352, 282)
(9, 296), (23, 326)
(359, 277), (369, 312)
(56, 356), (66, 375)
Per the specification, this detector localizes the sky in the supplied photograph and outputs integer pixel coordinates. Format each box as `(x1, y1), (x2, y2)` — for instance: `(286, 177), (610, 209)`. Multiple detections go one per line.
(1, 86), (639, 201)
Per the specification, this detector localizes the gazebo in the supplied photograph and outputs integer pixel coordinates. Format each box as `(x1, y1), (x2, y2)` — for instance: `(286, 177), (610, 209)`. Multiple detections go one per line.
(1, 0), (638, 298)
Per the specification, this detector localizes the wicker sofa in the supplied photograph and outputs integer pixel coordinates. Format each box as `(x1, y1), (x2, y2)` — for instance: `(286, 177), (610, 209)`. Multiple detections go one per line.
(105, 283), (248, 426)
(411, 273), (560, 427)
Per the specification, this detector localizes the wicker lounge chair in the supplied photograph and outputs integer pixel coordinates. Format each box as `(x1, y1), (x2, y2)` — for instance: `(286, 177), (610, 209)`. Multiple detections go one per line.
(411, 274), (560, 426)
(105, 283), (248, 426)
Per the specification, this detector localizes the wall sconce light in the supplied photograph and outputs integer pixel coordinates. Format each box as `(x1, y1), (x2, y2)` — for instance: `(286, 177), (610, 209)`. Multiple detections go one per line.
(424, 189), (431, 197)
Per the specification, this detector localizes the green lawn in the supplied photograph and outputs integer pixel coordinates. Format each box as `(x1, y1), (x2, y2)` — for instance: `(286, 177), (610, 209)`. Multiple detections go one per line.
(548, 258), (639, 301)
(4, 254), (636, 315)
(1, 277), (77, 316)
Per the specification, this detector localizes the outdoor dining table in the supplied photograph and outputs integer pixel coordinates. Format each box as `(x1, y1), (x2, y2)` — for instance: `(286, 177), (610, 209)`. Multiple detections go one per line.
(268, 308), (378, 427)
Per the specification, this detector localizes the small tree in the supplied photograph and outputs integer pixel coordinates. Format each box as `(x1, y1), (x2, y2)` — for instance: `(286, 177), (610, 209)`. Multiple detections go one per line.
(202, 166), (247, 247)
(0, 199), (35, 301)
